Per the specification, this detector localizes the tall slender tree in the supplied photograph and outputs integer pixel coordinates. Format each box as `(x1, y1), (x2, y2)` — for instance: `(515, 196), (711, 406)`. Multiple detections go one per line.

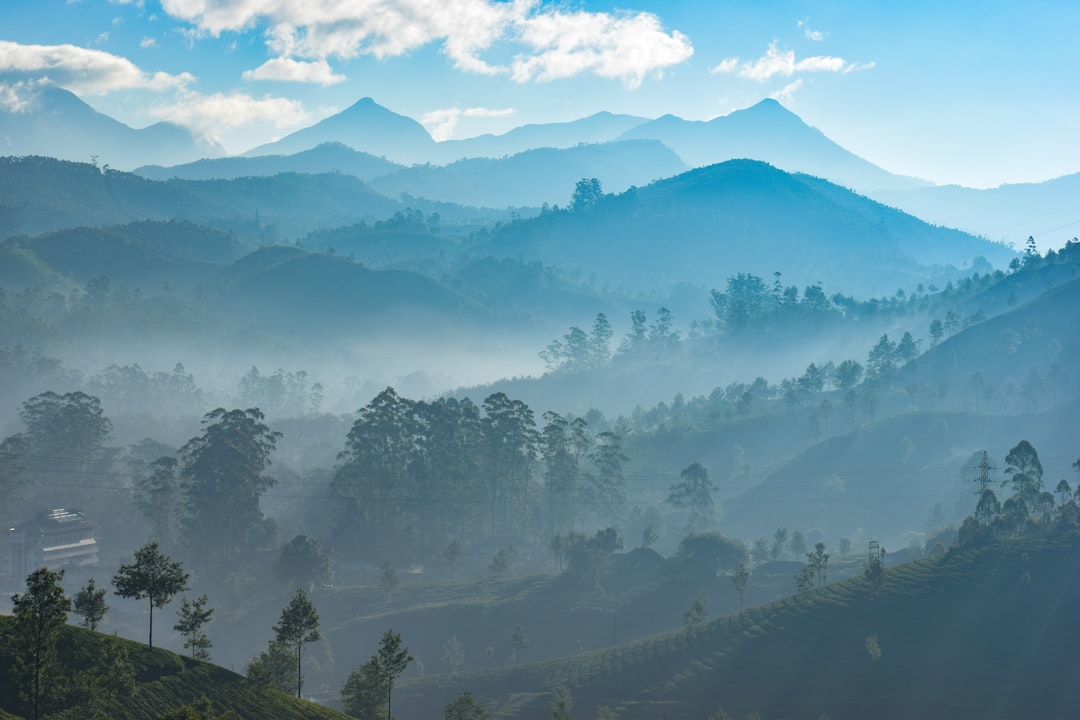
(273, 588), (321, 698)
(112, 541), (188, 648)
(377, 629), (413, 720)
(11, 568), (70, 720)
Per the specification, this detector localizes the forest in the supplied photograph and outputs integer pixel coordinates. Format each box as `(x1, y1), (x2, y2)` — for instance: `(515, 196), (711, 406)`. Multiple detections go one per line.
(1, 152), (1078, 720)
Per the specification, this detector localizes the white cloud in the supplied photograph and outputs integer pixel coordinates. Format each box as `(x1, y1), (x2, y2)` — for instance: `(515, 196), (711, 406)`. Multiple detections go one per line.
(159, 0), (692, 87)
(769, 78), (803, 104)
(140, 37), (158, 48)
(510, 9), (692, 88)
(0, 81), (37, 113)
(710, 41), (869, 82)
(242, 57), (345, 85)
(797, 18), (825, 41)
(0, 40), (193, 95)
(420, 105), (514, 141)
(147, 89), (310, 142)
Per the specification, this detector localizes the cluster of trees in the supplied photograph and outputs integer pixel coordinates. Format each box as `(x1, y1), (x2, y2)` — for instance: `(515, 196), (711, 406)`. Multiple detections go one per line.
(6, 541), (210, 719)
(330, 387), (628, 559)
(960, 440), (1080, 543)
(539, 307), (679, 372)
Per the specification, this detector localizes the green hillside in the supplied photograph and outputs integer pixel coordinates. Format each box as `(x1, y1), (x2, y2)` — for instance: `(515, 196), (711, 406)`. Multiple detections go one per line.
(0, 617), (348, 720)
(393, 530), (1080, 719)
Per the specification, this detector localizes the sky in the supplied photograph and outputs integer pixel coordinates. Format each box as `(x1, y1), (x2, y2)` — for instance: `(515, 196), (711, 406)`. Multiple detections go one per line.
(0, 0), (1078, 188)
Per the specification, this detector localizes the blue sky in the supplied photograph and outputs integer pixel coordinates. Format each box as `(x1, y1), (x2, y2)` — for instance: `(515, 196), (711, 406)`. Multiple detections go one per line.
(1, 0), (1077, 188)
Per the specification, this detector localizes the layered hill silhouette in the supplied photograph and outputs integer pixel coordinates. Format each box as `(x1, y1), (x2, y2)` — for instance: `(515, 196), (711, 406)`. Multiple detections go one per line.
(0, 86), (222, 170)
(432, 111), (649, 162)
(369, 140), (686, 208)
(476, 159), (1012, 296)
(393, 530), (1080, 720)
(0, 156), (494, 242)
(135, 141), (403, 182)
(618, 98), (929, 194)
(875, 171), (1080, 249)
(243, 97), (436, 164)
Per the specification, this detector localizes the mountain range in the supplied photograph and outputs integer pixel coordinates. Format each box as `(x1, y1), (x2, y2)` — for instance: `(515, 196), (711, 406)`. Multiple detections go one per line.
(5, 89), (1077, 248)
(0, 85), (222, 169)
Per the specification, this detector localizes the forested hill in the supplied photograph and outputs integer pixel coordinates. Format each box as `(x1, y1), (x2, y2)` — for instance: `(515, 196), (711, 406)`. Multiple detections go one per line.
(476, 159), (1014, 297)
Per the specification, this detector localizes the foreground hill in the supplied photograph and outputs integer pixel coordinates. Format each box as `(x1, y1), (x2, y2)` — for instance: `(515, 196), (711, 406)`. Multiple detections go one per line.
(0, 617), (346, 719)
(477, 159), (1012, 297)
(394, 530), (1080, 719)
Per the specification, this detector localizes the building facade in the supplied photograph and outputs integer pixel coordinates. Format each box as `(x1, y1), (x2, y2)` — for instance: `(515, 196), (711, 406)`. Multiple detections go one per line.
(6, 508), (99, 579)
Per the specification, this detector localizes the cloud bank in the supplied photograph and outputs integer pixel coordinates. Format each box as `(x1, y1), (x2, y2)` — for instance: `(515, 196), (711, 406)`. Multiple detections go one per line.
(711, 41), (872, 82)
(160, 0), (693, 87)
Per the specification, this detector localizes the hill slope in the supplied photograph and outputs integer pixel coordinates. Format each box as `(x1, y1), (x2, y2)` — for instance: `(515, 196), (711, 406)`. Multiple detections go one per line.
(0, 617), (347, 719)
(395, 530), (1080, 719)
(477, 159), (1012, 296)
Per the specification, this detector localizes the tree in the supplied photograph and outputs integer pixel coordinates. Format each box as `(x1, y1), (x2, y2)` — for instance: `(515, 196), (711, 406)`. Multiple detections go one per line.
(443, 538), (463, 580)
(1004, 440), (1044, 520)
(673, 532), (749, 575)
(12, 567), (70, 720)
(488, 545), (517, 575)
(795, 565), (815, 598)
(441, 635), (465, 673)
(72, 577), (107, 631)
(641, 524), (659, 549)
(808, 542), (830, 588)
(771, 528), (789, 560)
(174, 595), (214, 660)
(667, 462), (716, 532)
(132, 455), (181, 550)
(510, 624), (528, 667)
(247, 639), (294, 693)
(377, 629), (413, 720)
(683, 592), (708, 632)
(929, 318), (944, 347)
(342, 658), (387, 719)
(789, 530), (807, 559)
(276, 534), (334, 588)
(112, 541), (189, 648)
(570, 177), (602, 211)
(731, 562), (750, 611)
(834, 359), (864, 392)
(180, 407), (281, 568)
(379, 560), (399, 601)
(444, 691), (487, 720)
(273, 588), (321, 698)
(551, 685), (573, 720)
